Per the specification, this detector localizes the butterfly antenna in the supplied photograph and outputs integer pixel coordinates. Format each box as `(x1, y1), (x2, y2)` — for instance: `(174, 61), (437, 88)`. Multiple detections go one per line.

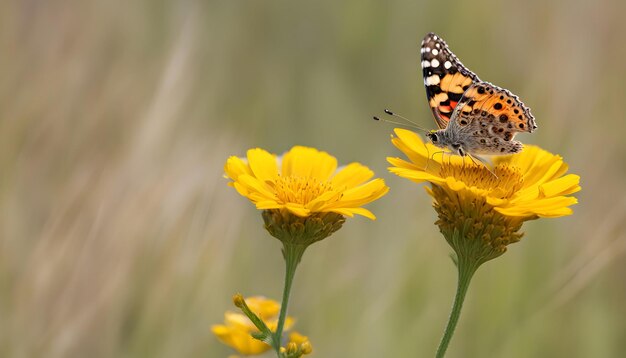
(425, 144), (431, 171)
(373, 109), (430, 133)
(373, 115), (417, 129)
(384, 109), (430, 133)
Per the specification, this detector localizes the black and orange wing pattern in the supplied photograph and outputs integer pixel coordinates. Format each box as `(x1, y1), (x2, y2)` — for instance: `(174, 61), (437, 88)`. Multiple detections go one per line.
(420, 32), (480, 129)
(452, 82), (537, 136)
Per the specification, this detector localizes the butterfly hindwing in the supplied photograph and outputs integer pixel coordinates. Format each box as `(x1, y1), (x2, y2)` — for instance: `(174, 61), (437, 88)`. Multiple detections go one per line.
(420, 32), (480, 129)
(443, 82), (536, 155)
(453, 82), (537, 135)
(448, 116), (524, 155)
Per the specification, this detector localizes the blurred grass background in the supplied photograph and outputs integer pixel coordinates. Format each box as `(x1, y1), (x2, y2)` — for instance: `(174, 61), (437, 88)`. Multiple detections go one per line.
(1, 0), (625, 357)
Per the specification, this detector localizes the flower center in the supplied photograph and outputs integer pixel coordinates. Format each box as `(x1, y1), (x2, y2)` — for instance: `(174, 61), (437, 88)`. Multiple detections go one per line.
(439, 162), (524, 199)
(273, 175), (337, 205)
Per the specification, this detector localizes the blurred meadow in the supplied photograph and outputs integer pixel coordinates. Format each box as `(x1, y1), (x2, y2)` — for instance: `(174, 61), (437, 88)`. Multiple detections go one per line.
(1, 0), (626, 357)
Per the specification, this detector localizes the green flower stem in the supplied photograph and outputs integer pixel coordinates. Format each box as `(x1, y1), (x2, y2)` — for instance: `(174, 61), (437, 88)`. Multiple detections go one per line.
(272, 243), (307, 355)
(435, 255), (480, 358)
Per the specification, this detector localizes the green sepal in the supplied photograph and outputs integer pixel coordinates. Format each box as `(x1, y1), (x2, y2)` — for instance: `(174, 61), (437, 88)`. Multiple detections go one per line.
(250, 330), (274, 346)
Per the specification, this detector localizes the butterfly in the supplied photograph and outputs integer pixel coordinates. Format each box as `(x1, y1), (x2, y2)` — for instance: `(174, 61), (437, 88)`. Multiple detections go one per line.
(420, 32), (537, 157)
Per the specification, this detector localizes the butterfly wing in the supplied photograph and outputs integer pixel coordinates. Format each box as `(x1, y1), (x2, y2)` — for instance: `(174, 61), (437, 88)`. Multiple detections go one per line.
(452, 82), (537, 135)
(447, 111), (524, 155)
(421, 32), (480, 129)
(445, 82), (536, 155)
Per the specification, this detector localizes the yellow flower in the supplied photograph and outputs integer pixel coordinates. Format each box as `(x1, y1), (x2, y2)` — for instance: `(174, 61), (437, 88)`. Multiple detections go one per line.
(223, 147), (384, 356)
(387, 128), (580, 260)
(225, 146), (389, 220)
(288, 332), (313, 355)
(212, 296), (294, 355)
(288, 332), (310, 346)
(388, 128), (580, 218)
(388, 128), (581, 356)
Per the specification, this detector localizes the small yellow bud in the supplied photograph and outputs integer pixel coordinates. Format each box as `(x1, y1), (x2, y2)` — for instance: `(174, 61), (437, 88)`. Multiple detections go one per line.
(232, 293), (245, 308)
(300, 341), (313, 354)
(286, 342), (298, 354)
(279, 347), (287, 353)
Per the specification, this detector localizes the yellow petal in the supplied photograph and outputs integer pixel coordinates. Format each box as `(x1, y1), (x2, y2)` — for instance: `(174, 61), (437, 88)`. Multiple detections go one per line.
(244, 296), (281, 318)
(224, 156), (252, 181)
(266, 316), (295, 332)
(281, 146), (337, 181)
(232, 182), (251, 198)
(391, 128), (442, 173)
(388, 166), (446, 185)
(306, 191), (343, 212)
(255, 200), (283, 210)
(527, 157), (567, 188)
(224, 312), (254, 329)
(499, 196), (578, 218)
(237, 175), (276, 202)
(538, 174), (581, 198)
(212, 324), (238, 347)
(331, 163), (374, 189)
(284, 203), (310, 217)
(330, 207), (377, 220)
(289, 331), (310, 345)
(247, 148), (279, 183)
(386, 157), (422, 171)
(486, 196), (509, 207)
(212, 324), (272, 355)
(330, 179), (389, 207)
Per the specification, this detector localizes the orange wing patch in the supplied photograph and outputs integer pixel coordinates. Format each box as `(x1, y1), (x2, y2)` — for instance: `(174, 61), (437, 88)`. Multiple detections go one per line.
(427, 73), (475, 128)
(440, 73), (474, 94)
(455, 83), (537, 133)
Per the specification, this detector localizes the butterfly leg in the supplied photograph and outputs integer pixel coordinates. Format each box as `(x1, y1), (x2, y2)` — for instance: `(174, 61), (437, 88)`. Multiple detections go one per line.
(459, 154), (468, 170)
(425, 150), (446, 171)
(468, 153), (499, 179)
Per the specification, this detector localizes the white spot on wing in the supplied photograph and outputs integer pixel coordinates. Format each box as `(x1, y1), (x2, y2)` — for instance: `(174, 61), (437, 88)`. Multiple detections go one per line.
(444, 61), (452, 69)
(432, 49), (439, 56)
(426, 75), (440, 85)
(436, 43), (441, 48)
(431, 59), (440, 68)
(422, 60), (431, 68)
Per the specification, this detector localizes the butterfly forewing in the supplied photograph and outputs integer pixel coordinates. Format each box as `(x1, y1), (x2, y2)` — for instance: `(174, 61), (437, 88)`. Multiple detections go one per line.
(420, 32), (480, 129)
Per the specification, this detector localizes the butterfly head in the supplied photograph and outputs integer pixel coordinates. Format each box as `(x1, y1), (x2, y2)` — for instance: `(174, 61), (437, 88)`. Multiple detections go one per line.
(426, 130), (466, 157)
(426, 130), (439, 143)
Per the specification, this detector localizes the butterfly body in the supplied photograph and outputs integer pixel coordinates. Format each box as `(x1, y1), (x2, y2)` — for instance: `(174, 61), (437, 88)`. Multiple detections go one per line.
(427, 119), (522, 157)
(420, 32), (536, 156)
